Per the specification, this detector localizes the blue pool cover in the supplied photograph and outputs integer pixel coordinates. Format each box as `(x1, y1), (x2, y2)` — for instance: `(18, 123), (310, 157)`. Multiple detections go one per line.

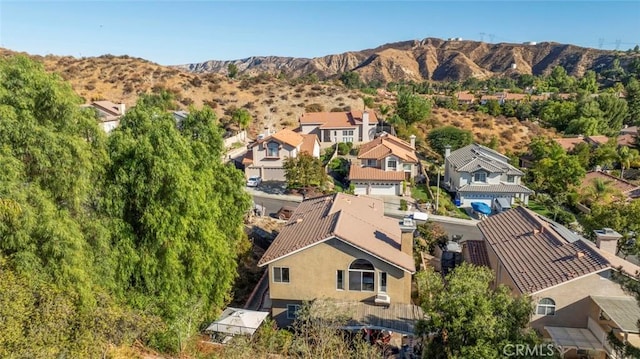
(471, 202), (492, 214)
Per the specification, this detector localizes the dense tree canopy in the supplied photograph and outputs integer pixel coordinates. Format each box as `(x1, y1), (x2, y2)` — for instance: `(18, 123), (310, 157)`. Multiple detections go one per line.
(0, 55), (251, 355)
(395, 91), (432, 125)
(427, 126), (473, 156)
(283, 153), (327, 190)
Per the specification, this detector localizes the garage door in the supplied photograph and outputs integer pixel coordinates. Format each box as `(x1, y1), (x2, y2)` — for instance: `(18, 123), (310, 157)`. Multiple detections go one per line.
(353, 183), (367, 195)
(369, 183), (398, 196)
(262, 167), (286, 181)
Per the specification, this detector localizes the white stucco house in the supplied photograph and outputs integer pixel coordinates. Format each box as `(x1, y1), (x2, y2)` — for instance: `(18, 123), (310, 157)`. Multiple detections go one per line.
(298, 110), (377, 144)
(443, 143), (533, 208)
(349, 133), (418, 196)
(243, 128), (320, 181)
(82, 100), (126, 133)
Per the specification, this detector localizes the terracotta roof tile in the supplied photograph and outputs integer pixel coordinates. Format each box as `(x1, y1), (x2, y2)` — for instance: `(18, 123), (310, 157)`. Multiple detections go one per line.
(258, 193), (414, 272)
(300, 111), (378, 129)
(586, 135), (609, 145)
(463, 240), (491, 267)
(299, 134), (318, 155)
(554, 137), (586, 151)
(477, 207), (610, 294)
(242, 150), (253, 165)
(358, 133), (418, 163)
(348, 165), (406, 181)
(580, 171), (640, 197)
(617, 134), (637, 147)
(248, 128), (304, 149)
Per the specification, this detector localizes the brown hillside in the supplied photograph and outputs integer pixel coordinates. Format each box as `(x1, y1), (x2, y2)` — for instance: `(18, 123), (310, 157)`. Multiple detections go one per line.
(0, 48), (552, 153)
(180, 37), (639, 84)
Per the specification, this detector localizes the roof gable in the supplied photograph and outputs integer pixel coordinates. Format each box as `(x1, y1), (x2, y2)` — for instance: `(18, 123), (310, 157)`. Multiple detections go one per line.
(447, 143), (522, 175)
(258, 193), (415, 272)
(358, 134), (417, 162)
(478, 206), (610, 294)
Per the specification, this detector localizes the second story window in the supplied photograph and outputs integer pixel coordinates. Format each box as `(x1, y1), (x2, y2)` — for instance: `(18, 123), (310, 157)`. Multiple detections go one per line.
(273, 267), (290, 283)
(474, 172), (487, 183)
(403, 164), (412, 172)
(536, 298), (556, 315)
(388, 159), (397, 170)
(266, 142), (279, 158)
(342, 130), (354, 143)
(349, 259), (375, 292)
(507, 175), (515, 183)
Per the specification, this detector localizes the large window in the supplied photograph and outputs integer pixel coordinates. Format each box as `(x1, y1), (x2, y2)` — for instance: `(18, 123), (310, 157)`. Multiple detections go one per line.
(507, 175), (515, 183)
(536, 298), (556, 315)
(366, 159), (377, 167)
(342, 130), (354, 143)
(474, 171), (487, 183)
(379, 272), (387, 293)
(266, 142), (279, 158)
(336, 270), (344, 290)
(349, 259), (375, 292)
(273, 267), (290, 283)
(403, 164), (412, 172)
(287, 304), (301, 319)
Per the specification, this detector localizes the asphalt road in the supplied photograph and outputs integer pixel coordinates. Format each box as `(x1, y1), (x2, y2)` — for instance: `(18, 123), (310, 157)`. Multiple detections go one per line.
(252, 195), (300, 219)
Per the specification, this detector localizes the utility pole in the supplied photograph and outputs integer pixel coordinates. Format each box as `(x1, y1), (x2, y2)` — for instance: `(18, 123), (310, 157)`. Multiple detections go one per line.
(435, 166), (440, 215)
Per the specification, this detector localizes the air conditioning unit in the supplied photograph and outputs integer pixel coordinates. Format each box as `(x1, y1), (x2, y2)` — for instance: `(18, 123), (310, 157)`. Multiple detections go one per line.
(375, 293), (391, 306)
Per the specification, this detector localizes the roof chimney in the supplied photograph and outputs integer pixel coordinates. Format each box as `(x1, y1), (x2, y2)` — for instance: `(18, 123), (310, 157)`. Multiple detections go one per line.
(362, 111), (370, 141)
(410, 134), (416, 149)
(576, 251), (585, 259)
(444, 145), (451, 158)
(118, 103), (126, 116)
(594, 228), (622, 254)
(399, 218), (416, 257)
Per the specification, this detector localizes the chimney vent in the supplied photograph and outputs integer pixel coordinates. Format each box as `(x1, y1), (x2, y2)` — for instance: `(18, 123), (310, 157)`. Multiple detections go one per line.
(444, 145), (451, 158)
(576, 251), (585, 259)
(410, 134), (416, 149)
(296, 218), (303, 224)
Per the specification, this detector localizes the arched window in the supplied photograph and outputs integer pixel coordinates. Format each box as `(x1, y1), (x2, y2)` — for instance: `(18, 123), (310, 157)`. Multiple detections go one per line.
(349, 259), (375, 292)
(267, 142), (279, 157)
(536, 298), (556, 315)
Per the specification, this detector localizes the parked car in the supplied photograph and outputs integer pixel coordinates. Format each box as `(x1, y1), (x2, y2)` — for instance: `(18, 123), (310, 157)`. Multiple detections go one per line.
(246, 176), (262, 187)
(276, 206), (296, 220)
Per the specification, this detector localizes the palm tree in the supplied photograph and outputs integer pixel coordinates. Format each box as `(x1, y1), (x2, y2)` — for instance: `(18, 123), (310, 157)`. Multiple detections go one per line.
(618, 146), (640, 179)
(580, 178), (621, 206)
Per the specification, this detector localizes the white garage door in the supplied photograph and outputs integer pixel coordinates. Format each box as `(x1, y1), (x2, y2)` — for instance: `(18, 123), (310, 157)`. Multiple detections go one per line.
(353, 184), (368, 195)
(369, 183), (398, 196)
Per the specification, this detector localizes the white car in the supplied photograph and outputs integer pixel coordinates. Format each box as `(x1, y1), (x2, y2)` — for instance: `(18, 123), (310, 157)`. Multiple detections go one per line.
(246, 176), (262, 187)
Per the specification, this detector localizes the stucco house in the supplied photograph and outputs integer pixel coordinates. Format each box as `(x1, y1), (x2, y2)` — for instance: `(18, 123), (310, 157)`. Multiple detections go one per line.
(298, 110), (377, 144)
(257, 193), (423, 332)
(82, 100), (126, 133)
(443, 143), (533, 208)
(349, 133), (419, 196)
(474, 207), (640, 359)
(243, 128), (320, 181)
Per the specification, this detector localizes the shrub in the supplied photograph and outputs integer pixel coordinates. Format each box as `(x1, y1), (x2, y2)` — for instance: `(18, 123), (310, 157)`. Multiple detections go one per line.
(400, 199), (408, 211)
(337, 142), (353, 155)
(305, 103), (324, 112)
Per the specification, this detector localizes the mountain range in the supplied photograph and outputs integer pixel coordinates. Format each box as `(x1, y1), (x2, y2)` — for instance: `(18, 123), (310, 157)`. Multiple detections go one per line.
(179, 37), (638, 83)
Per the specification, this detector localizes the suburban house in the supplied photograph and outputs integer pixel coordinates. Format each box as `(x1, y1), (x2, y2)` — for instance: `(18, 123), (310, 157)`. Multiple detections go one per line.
(243, 128), (320, 181)
(443, 143), (533, 208)
(298, 110), (378, 144)
(554, 134), (636, 152)
(257, 193), (423, 333)
(82, 100), (126, 133)
(455, 91), (475, 104)
(579, 170), (640, 202)
(349, 133), (419, 196)
(474, 207), (640, 359)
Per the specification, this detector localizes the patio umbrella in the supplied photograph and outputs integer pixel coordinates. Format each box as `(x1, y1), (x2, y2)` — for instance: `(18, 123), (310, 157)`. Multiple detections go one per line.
(205, 307), (269, 336)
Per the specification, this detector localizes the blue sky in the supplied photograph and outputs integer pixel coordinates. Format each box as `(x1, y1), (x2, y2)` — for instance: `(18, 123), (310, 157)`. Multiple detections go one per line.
(1, 1), (638, 65)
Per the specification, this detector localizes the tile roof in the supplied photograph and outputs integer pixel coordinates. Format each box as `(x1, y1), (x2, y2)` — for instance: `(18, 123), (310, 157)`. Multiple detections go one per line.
(249, 128), (304, 149)
(580, 171), (640, 197)
(257, 193), (415, 272)
(505, 93), (527, 101)
(300, 111), (378, 129)
(348, 165), (406, 181)
(586, 135), (609, 146)
(299, 134), (318, 155)
(620, 126), (638, 135)
(456, 92), (475, 101)
(457, 183), (533, 194)
(92, 100), (124, 116)
(617, 134), (637, 147)
(242, 150), (253, 165)
(358, 133), (418, 163)
(553, 137), (586, 151)
(477, 206), (610, 294)
(447, 143), (523, 176)
(463, 240), (491, 267)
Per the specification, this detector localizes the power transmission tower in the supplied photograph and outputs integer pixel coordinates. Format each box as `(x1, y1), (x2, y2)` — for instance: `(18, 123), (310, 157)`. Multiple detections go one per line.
(488, 34), (495, 43)
(615, 39), (621, 50)
(479, 32), (486, 42)
(598, 38), (604, 49)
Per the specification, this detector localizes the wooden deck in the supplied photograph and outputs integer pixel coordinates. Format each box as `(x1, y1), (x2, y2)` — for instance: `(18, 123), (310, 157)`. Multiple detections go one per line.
(309, 299), (425, 335)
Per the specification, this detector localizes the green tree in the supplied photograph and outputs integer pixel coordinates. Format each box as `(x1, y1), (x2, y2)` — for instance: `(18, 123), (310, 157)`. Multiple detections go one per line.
(591, 138), (619, 169)
(363, 96), (375, 109)
(578, 70), (598, 94)
(283, 153), (327, 190)
(547, 65), (575, 92)
(104, 102), (250, 351)
(597, 93), (628, 135)
(427, 126), (473, 156)
(416, 264), (541, 359)
(618, 146), (640, 179)
(139, 89), (177, 110)
(227, 63), (239, 79)
(530, 153), (585, 196)
(485, 99), (502, 116)
(231, 107), (252, 131)
(626, 77), (640, 126)
(539, 100), (577, 132)
(396, 91), (432, 125)
(339, 71), (362, 89)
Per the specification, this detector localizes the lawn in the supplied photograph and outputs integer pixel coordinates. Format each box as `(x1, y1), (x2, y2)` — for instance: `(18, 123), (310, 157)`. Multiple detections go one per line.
(411, 184), (430, 202)
(526, 198), (552, 217)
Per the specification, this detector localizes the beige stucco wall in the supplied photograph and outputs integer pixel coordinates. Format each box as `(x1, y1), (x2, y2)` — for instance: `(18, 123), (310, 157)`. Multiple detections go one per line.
(485, 241), (522, 296)
(267, 237), (412, 304)
(252, 140), (298, 167)
(530, 270), (628, 333)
